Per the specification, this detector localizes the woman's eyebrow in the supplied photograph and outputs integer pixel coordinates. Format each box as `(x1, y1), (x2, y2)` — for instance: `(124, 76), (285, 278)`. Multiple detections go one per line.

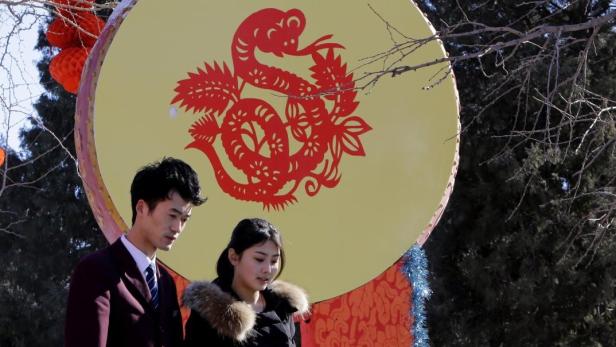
(255, 251), (280, 256)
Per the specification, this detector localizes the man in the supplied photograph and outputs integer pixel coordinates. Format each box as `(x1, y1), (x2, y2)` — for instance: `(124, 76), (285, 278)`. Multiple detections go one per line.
(65, 157), (206, 347)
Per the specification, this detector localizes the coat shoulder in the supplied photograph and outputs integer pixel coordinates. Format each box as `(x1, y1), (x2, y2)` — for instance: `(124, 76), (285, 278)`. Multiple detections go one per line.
(73, 245), (115, 276)
(268, 280), (309, 315)
(184, 281), (256, 342)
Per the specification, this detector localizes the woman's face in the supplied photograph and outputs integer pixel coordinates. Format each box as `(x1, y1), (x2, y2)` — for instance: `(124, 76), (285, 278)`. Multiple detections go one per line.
(230, 240), (281, 292)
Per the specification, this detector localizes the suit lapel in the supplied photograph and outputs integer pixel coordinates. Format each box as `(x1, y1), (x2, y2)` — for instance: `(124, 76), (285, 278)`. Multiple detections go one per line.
(155, 261), (173, 314)
(156, 261), (183, 324)
(110, 239), (153, 306)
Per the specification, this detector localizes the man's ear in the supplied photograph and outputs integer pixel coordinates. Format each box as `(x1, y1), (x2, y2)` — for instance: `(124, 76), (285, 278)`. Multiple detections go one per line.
(136, 199), (148, 217)
(228, 248), (240, 266)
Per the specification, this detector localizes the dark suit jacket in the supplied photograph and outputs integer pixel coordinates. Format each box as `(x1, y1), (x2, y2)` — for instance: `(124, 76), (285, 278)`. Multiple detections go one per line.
(65, 239), (183, 347)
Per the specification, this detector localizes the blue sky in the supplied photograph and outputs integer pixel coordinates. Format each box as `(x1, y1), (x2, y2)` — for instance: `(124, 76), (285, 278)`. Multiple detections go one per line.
(0, 7), (45, 153)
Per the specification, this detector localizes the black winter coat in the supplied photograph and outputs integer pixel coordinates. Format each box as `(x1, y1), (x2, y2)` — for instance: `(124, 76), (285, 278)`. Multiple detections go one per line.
(183, 279), (309, 347)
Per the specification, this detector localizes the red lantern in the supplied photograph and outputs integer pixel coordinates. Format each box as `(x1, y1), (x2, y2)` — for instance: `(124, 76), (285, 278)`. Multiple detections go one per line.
(49, 47), (91, 94)
(45, 1), (104, 94)
(46, 17), (78, 48)
(51, 0), (94, 18)
(75, 12), (105, 47)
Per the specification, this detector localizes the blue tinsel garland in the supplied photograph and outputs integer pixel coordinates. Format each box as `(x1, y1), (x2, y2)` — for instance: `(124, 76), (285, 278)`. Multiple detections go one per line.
(402, 245), (431, 347)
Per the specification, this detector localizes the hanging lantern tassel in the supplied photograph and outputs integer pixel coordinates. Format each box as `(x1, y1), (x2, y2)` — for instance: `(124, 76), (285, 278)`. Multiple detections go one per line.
(49, 47), (91, 94)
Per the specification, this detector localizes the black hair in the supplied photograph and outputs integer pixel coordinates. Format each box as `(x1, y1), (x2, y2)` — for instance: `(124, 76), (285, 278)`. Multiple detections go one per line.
(130, 157), (206, 224)
(216, 218), (286, 286)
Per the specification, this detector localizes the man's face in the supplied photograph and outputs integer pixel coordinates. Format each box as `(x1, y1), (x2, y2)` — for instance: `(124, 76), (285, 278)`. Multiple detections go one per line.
(138, 190), (193, 252)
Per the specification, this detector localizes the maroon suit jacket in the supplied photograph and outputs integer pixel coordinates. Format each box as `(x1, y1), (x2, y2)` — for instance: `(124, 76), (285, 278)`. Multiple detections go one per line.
(65, 239), (183, 347)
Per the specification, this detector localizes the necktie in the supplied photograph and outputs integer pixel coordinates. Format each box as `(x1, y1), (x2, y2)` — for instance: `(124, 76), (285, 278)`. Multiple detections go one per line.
(145, 265), (160, 309)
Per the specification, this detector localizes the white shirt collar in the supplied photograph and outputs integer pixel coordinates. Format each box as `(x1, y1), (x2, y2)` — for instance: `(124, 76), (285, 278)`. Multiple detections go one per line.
(120, 234), (156, 274)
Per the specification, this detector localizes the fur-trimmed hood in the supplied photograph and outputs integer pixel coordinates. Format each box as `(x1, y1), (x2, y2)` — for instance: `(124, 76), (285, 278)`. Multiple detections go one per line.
(183, 280), (309, 342)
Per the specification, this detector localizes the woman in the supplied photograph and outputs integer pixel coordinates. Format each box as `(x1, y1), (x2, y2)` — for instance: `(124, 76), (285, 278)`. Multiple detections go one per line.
(183, 218), (309, 346)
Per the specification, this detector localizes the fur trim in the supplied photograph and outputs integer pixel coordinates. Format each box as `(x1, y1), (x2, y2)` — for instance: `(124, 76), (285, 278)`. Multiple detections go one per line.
(183, 281), (255, 342)
(183, 280), (309, 342)
(269, 280), (310, 314)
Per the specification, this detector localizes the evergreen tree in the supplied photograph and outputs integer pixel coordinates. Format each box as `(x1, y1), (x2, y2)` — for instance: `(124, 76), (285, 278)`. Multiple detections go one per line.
(417, 1), (616, 345)
(0, 25), (106, 346)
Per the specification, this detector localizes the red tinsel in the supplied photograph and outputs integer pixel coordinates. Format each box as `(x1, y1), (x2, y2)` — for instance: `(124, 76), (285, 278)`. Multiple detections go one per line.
(46, 0), (104, 94)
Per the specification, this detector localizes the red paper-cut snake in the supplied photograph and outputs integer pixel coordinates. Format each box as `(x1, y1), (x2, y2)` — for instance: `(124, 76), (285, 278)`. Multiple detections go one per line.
(173, 8), (371, 210)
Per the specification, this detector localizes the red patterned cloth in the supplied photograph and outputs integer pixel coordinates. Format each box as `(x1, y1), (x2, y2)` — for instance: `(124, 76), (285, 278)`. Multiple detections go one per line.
(300, 260), (413, 346)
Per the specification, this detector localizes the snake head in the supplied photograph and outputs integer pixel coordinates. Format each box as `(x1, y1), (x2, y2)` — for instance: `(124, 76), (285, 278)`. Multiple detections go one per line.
(256, 9), (306, 57)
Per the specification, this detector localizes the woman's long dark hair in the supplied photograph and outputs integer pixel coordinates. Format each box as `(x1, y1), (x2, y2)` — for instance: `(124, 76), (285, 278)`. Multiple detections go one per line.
(216, 218), (286, 286)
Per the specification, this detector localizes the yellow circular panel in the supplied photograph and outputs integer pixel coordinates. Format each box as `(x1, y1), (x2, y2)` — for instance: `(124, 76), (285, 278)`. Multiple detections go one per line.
(92, 0), (459, 301)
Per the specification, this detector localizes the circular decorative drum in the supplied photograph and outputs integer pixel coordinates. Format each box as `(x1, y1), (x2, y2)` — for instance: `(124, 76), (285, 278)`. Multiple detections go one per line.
(76, 0), (458, 313)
